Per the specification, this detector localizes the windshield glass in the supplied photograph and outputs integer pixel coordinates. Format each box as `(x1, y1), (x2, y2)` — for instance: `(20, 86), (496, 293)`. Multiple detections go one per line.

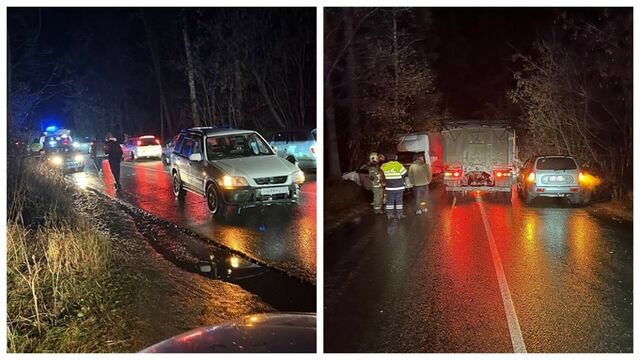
(536, 157), (578, 170)
(139, 137), (159, 146)
(206, 132), (273, 160)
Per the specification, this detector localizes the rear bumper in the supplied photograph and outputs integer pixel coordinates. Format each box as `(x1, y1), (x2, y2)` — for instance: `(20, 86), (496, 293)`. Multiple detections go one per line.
(222, 184), (300, 208)
(530, 185), (581, 197)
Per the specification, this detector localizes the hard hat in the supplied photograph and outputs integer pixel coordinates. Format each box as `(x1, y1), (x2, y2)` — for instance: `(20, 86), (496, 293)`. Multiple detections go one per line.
(369, 152), (378, 162)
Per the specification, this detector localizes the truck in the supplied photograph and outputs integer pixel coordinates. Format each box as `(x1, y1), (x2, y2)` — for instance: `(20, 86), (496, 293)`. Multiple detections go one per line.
(396, 132), (443, 185)
(441, 122), (516, 201)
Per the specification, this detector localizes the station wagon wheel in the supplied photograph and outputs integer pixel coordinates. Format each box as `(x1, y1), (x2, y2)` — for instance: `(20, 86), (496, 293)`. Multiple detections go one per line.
(206, 183), (227, 218)
(172, 172), (185, 199)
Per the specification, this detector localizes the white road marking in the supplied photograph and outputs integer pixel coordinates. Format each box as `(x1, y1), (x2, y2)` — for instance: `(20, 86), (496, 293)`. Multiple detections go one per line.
(476, 193), (527, 353)
(452, 195), (457, 208)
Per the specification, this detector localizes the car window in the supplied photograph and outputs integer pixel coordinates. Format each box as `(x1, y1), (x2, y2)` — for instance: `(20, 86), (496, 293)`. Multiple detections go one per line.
(291, 131), (309, 142)
(139, 137), (158, 146)
(536, 157), (577, 170)
(174, 136), (184, 154)
(206, 132), (273, 160)
(180, 138), (194, 157)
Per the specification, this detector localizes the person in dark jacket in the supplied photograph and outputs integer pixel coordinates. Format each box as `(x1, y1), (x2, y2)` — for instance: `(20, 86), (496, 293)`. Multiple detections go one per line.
(104, 133), (123, 190)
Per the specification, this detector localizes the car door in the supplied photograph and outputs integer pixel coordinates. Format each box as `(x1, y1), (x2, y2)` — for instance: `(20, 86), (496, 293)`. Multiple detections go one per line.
(177, 137), (195, 187)
(189, 135), (205, 193)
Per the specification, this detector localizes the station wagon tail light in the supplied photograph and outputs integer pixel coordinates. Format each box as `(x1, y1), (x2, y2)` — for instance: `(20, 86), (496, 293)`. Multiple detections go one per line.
(528, 172), (536, 182)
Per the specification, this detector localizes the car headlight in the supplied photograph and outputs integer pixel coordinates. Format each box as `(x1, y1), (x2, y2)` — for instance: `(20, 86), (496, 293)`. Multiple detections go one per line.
(51, 156), (63, 166)
(293, 170), (305, 184)
(219, 175), (249, 189)
(74, 154), (84, 162)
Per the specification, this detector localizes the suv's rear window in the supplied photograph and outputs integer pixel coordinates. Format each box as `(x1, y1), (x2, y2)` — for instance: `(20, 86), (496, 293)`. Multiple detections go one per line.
(536, 157), (577, 170)
(139, 137), (158, 146)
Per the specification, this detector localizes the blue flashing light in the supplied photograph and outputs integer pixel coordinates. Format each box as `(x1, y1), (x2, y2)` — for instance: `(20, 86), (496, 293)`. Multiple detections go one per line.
(45, 125), (58, 133)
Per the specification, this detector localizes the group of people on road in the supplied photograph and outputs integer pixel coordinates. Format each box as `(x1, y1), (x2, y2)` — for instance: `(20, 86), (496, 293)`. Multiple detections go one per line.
(367, 151), (432, 220)
(90, 132), (123, 190)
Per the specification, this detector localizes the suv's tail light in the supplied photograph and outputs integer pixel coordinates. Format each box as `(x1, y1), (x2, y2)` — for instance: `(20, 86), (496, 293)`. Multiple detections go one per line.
(527, 172), (536, 182)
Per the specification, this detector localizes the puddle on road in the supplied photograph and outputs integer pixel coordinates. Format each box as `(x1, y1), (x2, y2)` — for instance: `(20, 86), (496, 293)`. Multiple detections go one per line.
(84, 187), (315, 313)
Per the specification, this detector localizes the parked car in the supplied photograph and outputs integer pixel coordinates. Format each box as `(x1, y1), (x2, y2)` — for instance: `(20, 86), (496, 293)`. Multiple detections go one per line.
(73, 136), (92, 154)
(162, 134), (179, 166)
(268, 129), (317, 170)
(122, 135), (163, 161)
(46, 146), (85, 173)
(516, 155), (590, 205)
(170, 127), (305, 219)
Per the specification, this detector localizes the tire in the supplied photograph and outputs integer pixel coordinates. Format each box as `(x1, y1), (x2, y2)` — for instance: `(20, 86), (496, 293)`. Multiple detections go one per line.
(206, 182), (227, 218)
(172, 171), (186, 199)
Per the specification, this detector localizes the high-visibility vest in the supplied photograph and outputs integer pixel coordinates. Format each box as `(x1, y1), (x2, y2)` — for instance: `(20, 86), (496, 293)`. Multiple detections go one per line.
(381, 161), (407, 191)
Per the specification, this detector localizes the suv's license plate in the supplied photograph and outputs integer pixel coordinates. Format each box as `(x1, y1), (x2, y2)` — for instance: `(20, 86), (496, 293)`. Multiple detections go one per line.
(260, 186), (289, 195)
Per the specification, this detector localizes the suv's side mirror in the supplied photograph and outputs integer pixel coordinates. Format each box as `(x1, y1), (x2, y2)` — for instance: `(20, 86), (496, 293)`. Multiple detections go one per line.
(189, 153), (202, 162)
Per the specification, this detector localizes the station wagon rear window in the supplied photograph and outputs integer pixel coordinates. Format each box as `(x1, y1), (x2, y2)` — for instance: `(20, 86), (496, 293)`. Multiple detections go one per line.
(536, 157), (577, 170)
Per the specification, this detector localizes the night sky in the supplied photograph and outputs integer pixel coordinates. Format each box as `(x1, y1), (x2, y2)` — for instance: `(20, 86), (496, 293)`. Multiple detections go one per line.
(420, 7), (556, 118)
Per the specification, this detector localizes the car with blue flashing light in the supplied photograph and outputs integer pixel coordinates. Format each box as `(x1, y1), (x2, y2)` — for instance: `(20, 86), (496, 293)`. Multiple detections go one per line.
(170, 127), (305, 219)
(516, 155), (590, 205)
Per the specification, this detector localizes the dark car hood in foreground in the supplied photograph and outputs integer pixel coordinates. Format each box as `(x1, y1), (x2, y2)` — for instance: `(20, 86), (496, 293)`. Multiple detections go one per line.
(141, 313), (316, 353)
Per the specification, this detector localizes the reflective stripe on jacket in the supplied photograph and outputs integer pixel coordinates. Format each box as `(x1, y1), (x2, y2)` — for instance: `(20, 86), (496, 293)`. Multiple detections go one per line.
(381, 160), (407, 191)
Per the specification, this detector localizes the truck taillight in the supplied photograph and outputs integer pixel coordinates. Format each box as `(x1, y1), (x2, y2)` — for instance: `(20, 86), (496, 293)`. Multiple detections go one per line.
(453, 171), (460, 177)
(496, 172), (502, 178)
(527, 172), (536, 182)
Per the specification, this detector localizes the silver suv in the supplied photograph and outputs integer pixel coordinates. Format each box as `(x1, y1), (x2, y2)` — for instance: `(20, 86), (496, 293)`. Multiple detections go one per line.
(517, 155), (589, 205)
(170, 127), (305, 219)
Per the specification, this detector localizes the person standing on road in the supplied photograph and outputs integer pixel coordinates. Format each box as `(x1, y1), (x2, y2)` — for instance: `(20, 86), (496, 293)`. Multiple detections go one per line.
(408, 153), (432, 215)
(380, 152), (407, 220)
(104, 133), (123, 190)
(367, 152), (384, 214)
(90, 136), (106, 175)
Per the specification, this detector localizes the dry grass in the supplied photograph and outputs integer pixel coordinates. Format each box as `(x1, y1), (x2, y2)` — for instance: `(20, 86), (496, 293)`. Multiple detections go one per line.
(7, 158), (130, 352)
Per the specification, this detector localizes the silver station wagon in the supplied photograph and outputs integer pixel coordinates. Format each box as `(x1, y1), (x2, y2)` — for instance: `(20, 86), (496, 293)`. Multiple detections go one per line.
(517, 155), (589, 205)
(170, 127), (305, 219)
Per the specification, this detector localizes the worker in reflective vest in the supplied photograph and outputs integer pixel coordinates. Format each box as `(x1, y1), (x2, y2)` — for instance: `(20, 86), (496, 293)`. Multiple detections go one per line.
(380, 153), (407, 220)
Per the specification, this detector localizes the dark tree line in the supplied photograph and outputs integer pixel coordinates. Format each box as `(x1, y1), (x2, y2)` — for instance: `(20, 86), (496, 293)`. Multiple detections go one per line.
(8, 8), (316, 144)
(325, 8), (445, 181)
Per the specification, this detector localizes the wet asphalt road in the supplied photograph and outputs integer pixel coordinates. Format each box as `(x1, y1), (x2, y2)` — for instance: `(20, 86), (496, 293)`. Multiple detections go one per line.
(67, 156), (316, 284)
(324, 186), (632, 353)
